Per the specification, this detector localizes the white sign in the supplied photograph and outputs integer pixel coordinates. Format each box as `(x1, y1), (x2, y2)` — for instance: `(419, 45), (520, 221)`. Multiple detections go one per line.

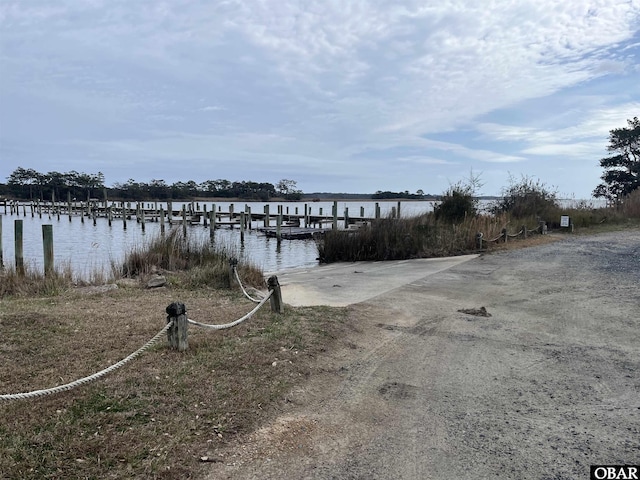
(560, 215), (570, 227)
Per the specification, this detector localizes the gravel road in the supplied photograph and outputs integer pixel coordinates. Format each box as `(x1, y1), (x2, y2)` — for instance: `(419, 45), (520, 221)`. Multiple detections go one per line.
(208, 229), (640, 479)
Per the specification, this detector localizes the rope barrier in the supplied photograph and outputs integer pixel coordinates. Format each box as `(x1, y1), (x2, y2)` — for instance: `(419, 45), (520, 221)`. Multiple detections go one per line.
(0, 322), (173, 402)
(188, 290), (273, 330)
(482, 224), (541, 244)
(233, 266), (266, 303)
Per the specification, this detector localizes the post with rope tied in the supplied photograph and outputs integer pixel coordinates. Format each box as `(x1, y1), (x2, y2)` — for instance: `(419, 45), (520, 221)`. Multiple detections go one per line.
(268, 276), (283, 314)
(166, 302), (188, 351)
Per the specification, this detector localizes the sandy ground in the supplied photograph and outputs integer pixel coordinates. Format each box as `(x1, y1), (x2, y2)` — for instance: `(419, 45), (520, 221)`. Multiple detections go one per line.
(207, 230), (640, 479)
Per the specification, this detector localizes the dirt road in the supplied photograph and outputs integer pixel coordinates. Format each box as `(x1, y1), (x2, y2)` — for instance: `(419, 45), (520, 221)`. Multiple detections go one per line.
(208, 230), (640, 479)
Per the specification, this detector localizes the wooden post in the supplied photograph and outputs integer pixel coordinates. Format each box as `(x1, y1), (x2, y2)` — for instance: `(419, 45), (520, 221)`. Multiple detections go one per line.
(268, 276), (283, 313)
(160, 207), (165, 234)
(68, 192), (72, 222)
(42, 224), (54, 276)
(0, 214), (3, 268)
(276, 214), (282, 243)
(240, 211), (245, 243)
(360, 206), (365, 218)
(141, 208), (146, 232)
(332, 201), (338, 230)
(210, 207), (216, 239)
(123, 202), (127, 230)
(166, 302), (188, 351)
(344, 207), (349, 229)
(228, 258), (238, 287)
(397, 201), (401, 218)
(375, 202), (380, 219)
(182, 206), (187, 236)
(476, 232), (483, 250)
(14, 219), (24, 275)
(304, 203), (309, 227)
(167, 201), (173, 225)
(264, 204), (270, 227)
(203, 204), (208, 227)
(502, 228), (508, 243)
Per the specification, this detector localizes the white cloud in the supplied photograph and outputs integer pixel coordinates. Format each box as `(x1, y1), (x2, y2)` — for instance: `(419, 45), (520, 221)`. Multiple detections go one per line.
(1, 0), (639, 197)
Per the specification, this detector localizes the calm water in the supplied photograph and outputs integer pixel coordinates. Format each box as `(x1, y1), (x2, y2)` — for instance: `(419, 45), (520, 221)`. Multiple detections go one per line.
(0, 200), (434, 278)
(0, 198), (605, 278)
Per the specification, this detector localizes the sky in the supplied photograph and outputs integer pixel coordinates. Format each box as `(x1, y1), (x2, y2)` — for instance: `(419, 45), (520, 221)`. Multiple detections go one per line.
(1, 1), (639, 198)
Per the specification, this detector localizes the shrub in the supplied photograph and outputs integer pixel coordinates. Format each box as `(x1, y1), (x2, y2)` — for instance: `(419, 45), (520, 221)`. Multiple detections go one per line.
(490, 175), (559, 220)
(434, 183), (477, 223)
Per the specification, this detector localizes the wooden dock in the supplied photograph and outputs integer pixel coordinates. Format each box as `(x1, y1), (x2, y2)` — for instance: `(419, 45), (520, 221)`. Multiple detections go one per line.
(1, 198), (399, 239)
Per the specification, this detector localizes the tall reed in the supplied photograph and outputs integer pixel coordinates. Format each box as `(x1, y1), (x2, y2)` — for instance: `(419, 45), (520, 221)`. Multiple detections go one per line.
(317, 213), (512, 263)
(117, 229), (263, 288)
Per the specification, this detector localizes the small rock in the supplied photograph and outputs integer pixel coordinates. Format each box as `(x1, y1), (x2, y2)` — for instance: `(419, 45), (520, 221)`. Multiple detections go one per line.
(458, 306), (492, 317)
(146, 275), (167, 289)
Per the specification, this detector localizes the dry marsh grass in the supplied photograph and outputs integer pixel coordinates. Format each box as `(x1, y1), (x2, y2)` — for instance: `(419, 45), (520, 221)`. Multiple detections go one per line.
(318, 203), (640, 263)
(0, 285), (348, 479)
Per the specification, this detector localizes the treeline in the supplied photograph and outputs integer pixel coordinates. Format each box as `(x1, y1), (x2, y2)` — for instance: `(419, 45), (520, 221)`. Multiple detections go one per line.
(0, 168), (302, 201)
(372, 190), (429, 199)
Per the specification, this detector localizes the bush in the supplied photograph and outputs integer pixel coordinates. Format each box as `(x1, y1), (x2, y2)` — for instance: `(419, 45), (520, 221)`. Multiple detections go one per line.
(434, 173), (482, 223)
(434, 183), (477, 223)
(491, 175), (559, 220)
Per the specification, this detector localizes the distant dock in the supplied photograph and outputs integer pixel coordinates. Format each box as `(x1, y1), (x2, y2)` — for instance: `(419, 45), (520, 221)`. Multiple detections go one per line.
(1, 198), (402, 240)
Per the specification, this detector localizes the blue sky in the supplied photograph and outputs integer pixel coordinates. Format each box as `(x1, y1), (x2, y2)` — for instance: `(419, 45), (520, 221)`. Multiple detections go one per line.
(1, 1), (638, 198)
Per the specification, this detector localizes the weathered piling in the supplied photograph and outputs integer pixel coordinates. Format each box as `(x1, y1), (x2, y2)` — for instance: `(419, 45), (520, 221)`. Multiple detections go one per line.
(240, 211), (246, 243)
(0, 215), (3, 268)
(166, 302), (188, 351)
(42, 224), (54, 276)
(276, 214), (282, 244)
(14, 219), (24, 275)
(268, 276), (283, 314)
(264, 204), (270, 227)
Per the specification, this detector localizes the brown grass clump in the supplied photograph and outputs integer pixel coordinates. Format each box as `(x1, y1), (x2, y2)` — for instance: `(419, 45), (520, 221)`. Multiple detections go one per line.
(117, 228), (263, 289)
(1, 229), (264, 299)
(0, 263), (75, 298)
(317, 201), (640, 264)
(0, 285), (348, 479)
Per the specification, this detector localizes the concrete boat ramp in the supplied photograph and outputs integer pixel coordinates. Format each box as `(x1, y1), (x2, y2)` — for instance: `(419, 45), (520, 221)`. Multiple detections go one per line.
(267, 254), (479, 307)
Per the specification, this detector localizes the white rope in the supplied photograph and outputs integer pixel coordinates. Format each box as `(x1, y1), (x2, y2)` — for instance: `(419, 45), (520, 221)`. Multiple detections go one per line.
(0, 322), (172, 402)
(233, 266), (266, 303)
(188, 290), (273, 330)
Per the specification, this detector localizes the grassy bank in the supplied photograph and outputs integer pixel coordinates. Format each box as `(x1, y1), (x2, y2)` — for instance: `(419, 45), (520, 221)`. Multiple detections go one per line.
(317, 199), (640, 263)
(0, 227), (350, 478)
(0, 281), (349, 479)
(0, 229), (263, 298)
